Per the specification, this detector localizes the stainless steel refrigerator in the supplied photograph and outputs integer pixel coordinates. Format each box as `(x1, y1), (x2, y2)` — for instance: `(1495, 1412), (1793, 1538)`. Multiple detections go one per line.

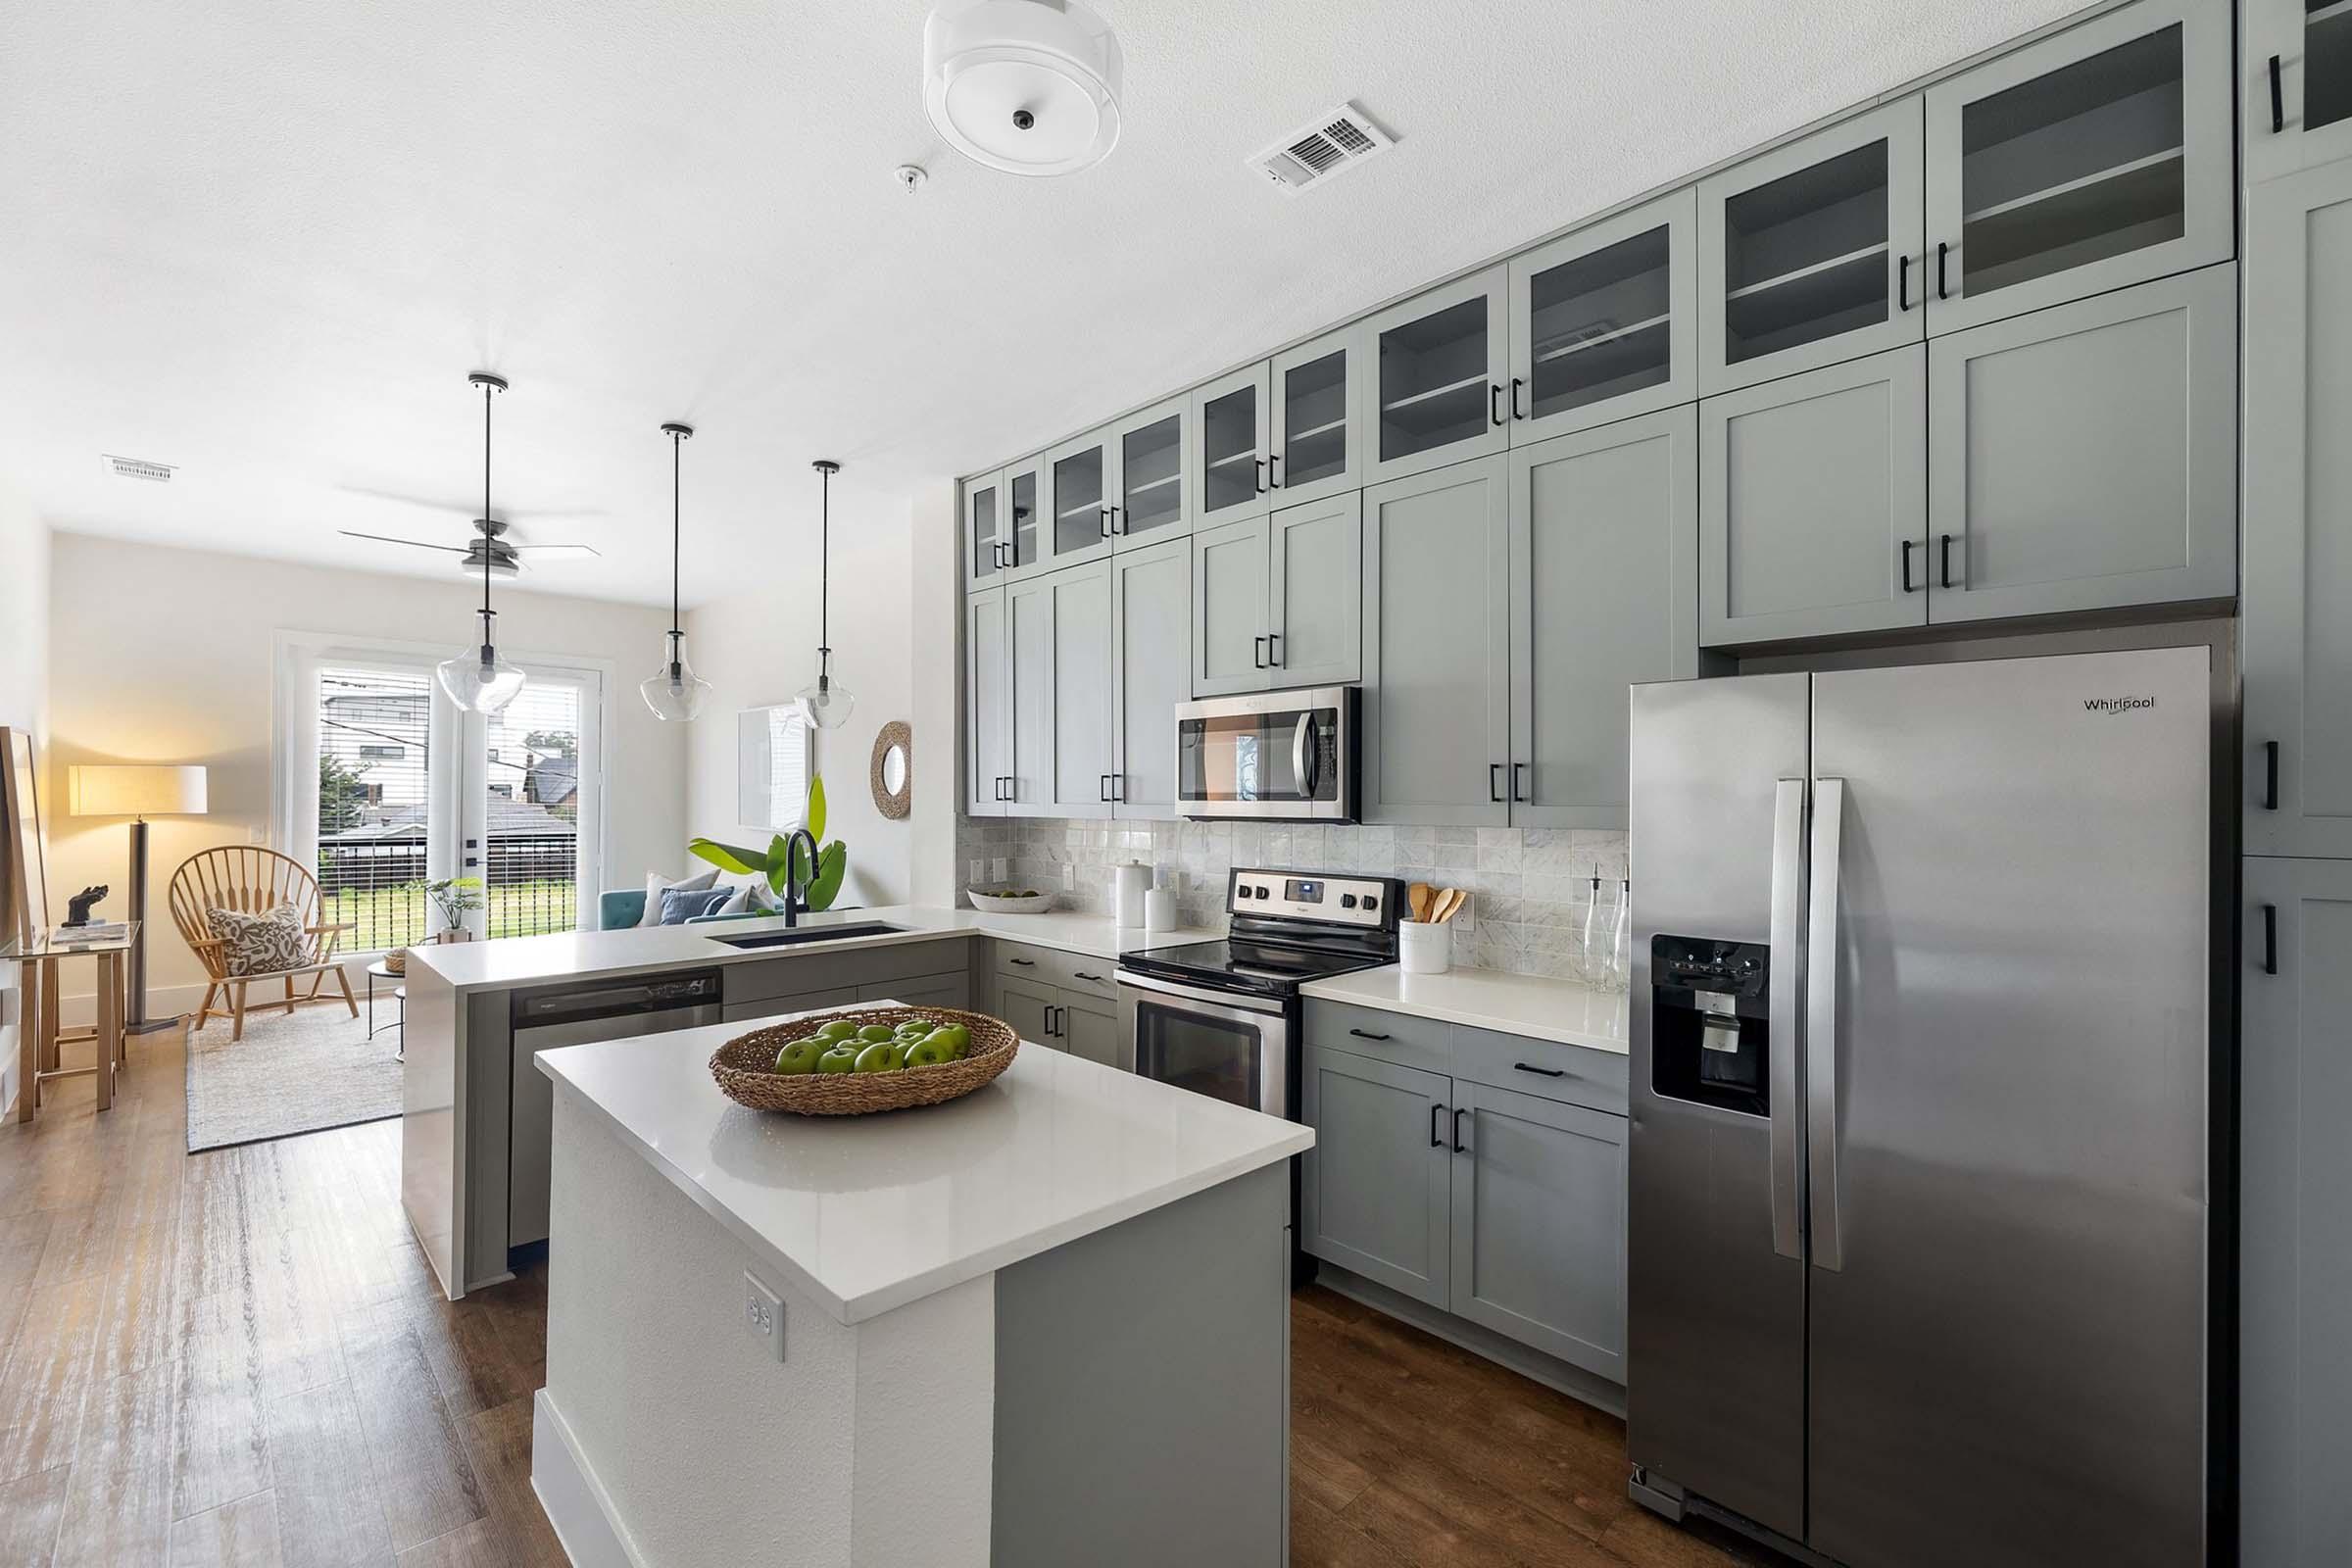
(1626, 648), (2210, 1568)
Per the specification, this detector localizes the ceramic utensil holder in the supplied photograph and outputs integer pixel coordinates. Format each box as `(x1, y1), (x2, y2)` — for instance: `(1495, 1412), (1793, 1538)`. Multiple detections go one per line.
(1399, 918), (1450, 974)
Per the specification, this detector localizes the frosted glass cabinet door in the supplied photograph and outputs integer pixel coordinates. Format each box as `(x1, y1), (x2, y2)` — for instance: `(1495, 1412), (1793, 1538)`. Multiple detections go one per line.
(2246, 0), (2352, 183)
(1699, 99), (1926, 396)
(1112, 394), (1188, 549)
(1111, 538), (1191, 819)
(1189, 363), (1272, 528)
(1364, 267), (1510, 486)
(1003, 454), (1044, 580)
(1698, 345), (1929, 647)
(1043, 427), (1116, 572)
(1924, 0), (2231, 336)
(1925, 264), (2235, 626)
(2245, 164), (2352, 858)
(1507, 188), (1697, 445)
(963, 469), (1004, 589)
(1271, 325), (1361, 507)
(963, 587), (1008, 817)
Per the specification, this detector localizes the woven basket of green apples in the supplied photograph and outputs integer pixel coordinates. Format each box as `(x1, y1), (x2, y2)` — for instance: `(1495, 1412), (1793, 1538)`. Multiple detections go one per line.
(709, 1005), (1018, 1115)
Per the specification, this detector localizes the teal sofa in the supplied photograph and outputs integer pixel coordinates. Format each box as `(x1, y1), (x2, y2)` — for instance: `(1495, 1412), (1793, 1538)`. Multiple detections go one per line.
(597, 888), (776, 930)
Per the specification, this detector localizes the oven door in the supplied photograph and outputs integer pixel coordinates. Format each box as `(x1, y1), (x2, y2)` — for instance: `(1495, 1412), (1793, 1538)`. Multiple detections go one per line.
(1175, 686), (1355, 821)
(1116, 970), (1293, 1118)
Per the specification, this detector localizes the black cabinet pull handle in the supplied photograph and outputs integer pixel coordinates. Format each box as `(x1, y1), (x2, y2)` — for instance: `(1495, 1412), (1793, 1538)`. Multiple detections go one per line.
(1510, 376), (1526, 420)
(1050, 1004), (1063, 1037)
(1513, 1061), (1565, 1078)
(1268, 632), (1283, 665)
(1253, 634), (1268, 669)
(1900, 539), (1917, 593)
(2271, 55), (2285, 135)
(1074, 970), (1104, 983)
(1348, 1028), (1391, 1042)
(2262, 904), (2278, 976)
(1110, 773), (1124, 803)
(1430, 1102), (1446, 1148)
(1491, 383), (1504, 426)
(2263, 741), (2280, 811)
(1937, 241), (1950, 300)
(1489, 762), (1503, 803)
(1939, 534), (1955, 590)
(1512, 761), (1529, 802)
(1009, 956), (1036, 966)
(1100, 774), (1110, 803)
(1100, 507), (1111, 540)
(1269, 452), (1282, 487)
(1451, 1106), (1468, 1153)
(1254, 458), (1267, 495)
(1898, 253), (1910, 313)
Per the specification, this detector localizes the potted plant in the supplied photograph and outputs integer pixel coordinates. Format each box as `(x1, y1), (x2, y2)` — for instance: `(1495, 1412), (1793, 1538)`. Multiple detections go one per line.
(424, 876), (486, 942)
(689, 777), (849, 910)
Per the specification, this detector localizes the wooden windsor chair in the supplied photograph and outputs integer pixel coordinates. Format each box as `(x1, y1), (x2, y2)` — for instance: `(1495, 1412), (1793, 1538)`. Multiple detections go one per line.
(168, 846), (358, 1041)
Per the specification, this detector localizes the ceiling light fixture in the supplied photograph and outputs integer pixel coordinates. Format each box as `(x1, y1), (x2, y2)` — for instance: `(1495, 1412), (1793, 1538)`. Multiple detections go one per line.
(435, 373), (528, 715)
(796, 461), (856, 731)
(922, 0), (1122, 177)
(641, 421), (712, 722)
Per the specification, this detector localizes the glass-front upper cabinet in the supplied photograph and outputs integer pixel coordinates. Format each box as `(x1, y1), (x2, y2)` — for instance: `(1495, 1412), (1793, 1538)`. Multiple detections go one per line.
(1925, 0), (2230, 334)
(1001, 454), (1042, 579)
(1699, 100), (1925, 396)
(1189, 365), (1271, 526)
(963, 468), (1003, 589)
(2248, 0), (2352, 183)
(1114, 394), (1188, 548)
(1363, 266), (1510, 485)
(1507, 188), (1697, 444)
(1271, 325), (1359, 507)
(1043, 427), (1115, 570)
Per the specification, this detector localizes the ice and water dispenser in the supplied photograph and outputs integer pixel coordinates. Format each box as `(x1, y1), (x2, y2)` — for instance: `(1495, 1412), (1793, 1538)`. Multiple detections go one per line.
(1649, 936), (1772, 1116)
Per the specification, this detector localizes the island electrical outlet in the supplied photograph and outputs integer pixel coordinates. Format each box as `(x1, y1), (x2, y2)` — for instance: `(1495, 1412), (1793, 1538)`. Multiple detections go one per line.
(745, 1270), (785, 1363)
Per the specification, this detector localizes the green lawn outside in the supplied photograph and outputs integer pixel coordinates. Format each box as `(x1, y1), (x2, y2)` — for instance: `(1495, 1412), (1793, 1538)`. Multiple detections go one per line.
(319, 880), (579, 951)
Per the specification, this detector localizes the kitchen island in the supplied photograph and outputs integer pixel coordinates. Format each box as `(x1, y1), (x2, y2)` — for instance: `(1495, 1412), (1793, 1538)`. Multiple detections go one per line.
(529, 1009), (1309, 1568)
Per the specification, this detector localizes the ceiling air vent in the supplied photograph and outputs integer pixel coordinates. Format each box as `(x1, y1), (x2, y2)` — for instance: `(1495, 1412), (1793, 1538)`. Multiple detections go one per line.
(104, 454), (174, 483)
(1248, 104), (1394, 193)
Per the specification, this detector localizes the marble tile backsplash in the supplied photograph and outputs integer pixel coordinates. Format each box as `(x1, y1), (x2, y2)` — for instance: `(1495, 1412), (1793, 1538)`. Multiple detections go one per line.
(954, 815), (1629, 980)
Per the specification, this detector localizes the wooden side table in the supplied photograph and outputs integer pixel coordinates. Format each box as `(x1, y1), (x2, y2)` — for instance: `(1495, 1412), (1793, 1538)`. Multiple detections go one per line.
(5, 926), (136, 1119)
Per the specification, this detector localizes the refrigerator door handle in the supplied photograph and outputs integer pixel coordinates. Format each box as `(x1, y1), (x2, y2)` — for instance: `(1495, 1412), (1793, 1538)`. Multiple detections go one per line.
(1806, 776), (1846, 1271)
(1767, 777), (1806, 1261)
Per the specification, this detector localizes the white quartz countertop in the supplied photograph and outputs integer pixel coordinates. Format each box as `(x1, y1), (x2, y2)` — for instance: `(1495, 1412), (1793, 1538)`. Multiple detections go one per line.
(1300, 965), (1629, 1054)
(536, 1008), (1313, 1324)
(406, 904), (1219, 993)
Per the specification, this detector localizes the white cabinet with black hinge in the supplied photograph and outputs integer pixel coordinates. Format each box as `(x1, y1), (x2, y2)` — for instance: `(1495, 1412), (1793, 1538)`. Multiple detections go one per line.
(1507, 188), (1697, 445)
(1004, 575), (1054, 815)
(2245, 0), (2352, 184)
(964, 586), (1009, 816)
(1110, 538), (1190, 819)
(1189, 493), (1362, 699)
(1038, 562), (1114, 819)
(1364, 268), (1511, 486)
(2245, 162), (2352, 858)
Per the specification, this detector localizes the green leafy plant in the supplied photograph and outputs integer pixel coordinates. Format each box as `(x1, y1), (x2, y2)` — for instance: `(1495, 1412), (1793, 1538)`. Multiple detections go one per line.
(689, 775), (850, 912)
(422, 876), (486, 930)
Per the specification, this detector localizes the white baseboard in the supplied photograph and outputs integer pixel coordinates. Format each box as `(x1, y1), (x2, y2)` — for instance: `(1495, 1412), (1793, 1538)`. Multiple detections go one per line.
(54, 956), (381, 1029)
(532, 1388), (645, 1568)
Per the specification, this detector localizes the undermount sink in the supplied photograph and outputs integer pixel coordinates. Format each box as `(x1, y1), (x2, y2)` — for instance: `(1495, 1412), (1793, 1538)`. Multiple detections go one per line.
(710, 922), (912, 951)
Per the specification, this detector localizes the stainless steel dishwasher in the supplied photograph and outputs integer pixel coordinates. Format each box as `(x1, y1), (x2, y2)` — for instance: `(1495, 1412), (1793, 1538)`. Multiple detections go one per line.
(508, 968), (722, 1247)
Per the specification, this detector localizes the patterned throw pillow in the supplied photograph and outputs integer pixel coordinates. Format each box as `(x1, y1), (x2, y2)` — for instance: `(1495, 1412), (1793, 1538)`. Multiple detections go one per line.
(206, 903), (308, 976)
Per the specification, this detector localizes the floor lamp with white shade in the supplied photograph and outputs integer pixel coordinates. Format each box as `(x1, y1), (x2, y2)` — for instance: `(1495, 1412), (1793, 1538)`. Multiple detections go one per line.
(69, 764), (208, 1034)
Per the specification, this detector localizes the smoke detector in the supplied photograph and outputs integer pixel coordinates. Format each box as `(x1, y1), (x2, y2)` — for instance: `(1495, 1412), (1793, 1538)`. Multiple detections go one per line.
(923, 0), (1122, 177)
(105, 454), (175, 483)
(1248, 104), (1395, 193)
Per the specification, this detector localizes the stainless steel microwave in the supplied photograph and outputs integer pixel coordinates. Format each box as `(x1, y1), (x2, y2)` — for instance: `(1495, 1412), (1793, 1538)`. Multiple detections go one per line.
(1174, 685), (1357, 821)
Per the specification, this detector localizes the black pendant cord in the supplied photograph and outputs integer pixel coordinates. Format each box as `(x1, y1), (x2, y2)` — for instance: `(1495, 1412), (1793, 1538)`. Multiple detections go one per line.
(480, 379), (494, 624)
(818, 463), (830, 662)
(671, 430), (682, 641)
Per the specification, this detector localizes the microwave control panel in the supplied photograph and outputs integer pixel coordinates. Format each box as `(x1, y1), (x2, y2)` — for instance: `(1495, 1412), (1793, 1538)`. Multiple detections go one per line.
(1227, 867), (1389, 927)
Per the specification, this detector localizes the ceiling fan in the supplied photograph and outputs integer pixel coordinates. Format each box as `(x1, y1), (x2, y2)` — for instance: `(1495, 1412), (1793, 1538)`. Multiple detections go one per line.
(339, 516), (599, 577)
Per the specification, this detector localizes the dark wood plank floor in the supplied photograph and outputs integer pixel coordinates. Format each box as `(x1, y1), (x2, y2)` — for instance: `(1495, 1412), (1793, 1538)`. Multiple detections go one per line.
(0, 1026), (1769, 1567)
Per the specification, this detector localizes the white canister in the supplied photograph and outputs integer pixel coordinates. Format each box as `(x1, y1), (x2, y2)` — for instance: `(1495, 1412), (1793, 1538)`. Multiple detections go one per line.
(1114, 861), (1153, 928)
(1144, 887), (1179, 931)
(1398, 919), (1450, 975)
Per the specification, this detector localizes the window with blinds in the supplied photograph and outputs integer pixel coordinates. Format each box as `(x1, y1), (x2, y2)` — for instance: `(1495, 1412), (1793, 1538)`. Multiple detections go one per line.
(484, 681), (583, 939)
(316, 663), (433, 950)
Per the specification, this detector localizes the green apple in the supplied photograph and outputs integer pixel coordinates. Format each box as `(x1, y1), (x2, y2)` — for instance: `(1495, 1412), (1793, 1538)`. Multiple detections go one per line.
(895, 1020), (934, 1040)
(853, 1040), (907, 1073)
(934, 1024), (971, 1057)
(773, 1038), (829, 1075)
(814, 1018), (859, 1042)
(857, 1023), (897, 1044)
(903, 1037), (955, 1068)
(815, 1046), (860, 1075)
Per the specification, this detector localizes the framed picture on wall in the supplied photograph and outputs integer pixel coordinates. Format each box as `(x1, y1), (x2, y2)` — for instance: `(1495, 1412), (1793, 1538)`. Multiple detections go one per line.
(1, 727), (48, 944)
(736, 704), (813, 831)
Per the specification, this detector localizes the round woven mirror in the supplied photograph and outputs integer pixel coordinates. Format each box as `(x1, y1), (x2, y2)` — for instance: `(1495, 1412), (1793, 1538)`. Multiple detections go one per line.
(870, 721), (911, 819)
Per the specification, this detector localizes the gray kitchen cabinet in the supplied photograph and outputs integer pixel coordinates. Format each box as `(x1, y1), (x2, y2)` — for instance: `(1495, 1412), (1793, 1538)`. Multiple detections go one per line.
(995, 974), (1059, 1050)
(992, 970), (1108, 1058)
(1447, 1080), (1628, 1385)
(2244, 163), (2352, 858)
(1364, 267), (1511, 486)
(1271, 324), (1362, 508)
(964, 468), (1004, 589)
(1043, 425), (1118, 572)
(1299, 1044), (1453, 1310)
(1507, 188), (1697, 445)
(857, 972), (969, 1010)
(1268, 492), (1363, 688)
(1925, 263), (2235, 624)
(1002, 455), (1044, 580)
(1004, 575), (1054, 815)
(964, 586), (1008, 816)
(2239, 857), (2352, 1567)
(1060, 994), (1119, 1067)
(1113, 393), (1190, 550)
(721, 986), (857, 1025)
(1191, 514), (1271, 698)
(1924, 0), (2231, 336)
(1110, 537), (1191, 819)
(1361, 456), (1512, 825)
(1190, 363), (1271, 528)
(1508, 407), (1699, 829)
(1698, 345), (1929, 647)
(1699, 99), (1926, 396)
(1042, 562), (1114, 818)
(2246, 0), (2352, 184)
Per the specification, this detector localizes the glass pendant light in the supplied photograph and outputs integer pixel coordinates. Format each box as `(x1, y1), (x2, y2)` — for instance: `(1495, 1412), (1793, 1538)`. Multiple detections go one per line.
(797, 459), (857, 730)
(436, 372), (528, 714)
(640, 421), (712, 721)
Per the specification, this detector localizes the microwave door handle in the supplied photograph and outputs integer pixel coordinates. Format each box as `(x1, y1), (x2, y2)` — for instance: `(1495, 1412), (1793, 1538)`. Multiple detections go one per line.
(1767, 777), (1805, 1262)
(1293, 712), (1316, 798)
(1806, 777), (1846, 1272)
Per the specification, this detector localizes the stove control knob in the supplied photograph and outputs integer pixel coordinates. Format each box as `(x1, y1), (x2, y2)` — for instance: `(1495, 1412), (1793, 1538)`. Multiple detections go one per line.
(1340, 894), (1358, 908)
(1361, 895), (1379, 911)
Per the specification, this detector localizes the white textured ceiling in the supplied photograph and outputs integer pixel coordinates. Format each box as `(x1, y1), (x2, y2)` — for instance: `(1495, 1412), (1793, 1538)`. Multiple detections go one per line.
(0, 0), (2087, 607)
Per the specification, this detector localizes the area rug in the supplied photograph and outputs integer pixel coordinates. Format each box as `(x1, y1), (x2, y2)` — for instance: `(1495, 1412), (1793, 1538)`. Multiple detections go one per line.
(185, 992), (403, 1152)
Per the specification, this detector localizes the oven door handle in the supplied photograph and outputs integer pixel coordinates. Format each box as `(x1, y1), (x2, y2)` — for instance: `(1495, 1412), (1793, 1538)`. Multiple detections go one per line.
(1114, 967), (1290, 1018)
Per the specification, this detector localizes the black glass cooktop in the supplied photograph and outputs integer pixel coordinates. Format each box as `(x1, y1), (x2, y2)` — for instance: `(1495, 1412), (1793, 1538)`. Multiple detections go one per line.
(1119, 937), (1388, 994)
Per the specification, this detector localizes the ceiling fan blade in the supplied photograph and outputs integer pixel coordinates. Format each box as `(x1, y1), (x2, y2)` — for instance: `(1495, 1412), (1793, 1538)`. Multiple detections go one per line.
(507, 543), (601, 557)
(338, 530), (468, 553)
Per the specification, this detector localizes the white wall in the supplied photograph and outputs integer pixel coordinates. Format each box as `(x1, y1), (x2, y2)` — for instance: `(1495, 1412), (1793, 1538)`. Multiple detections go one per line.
(0, 485), (50, 1114)
(683, 501), (915, 908)
(44, 533), (688, 1009)
(909, 481), (959, 907)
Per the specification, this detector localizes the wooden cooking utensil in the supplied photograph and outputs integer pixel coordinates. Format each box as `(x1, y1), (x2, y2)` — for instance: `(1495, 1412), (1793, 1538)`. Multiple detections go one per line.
(1436, 888), (1466, 923)
(1408, 882), (1434, 923)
